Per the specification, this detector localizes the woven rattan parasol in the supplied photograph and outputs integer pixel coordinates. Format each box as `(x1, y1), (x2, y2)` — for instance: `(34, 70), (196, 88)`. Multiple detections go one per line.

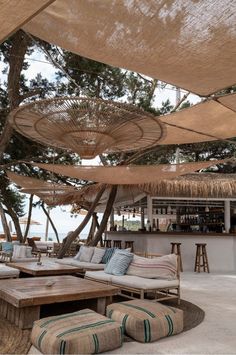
(9, 97), (165, 159)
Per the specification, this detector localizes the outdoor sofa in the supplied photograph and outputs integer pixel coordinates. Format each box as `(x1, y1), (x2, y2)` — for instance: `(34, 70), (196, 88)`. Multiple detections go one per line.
(85, 253), (180, 304)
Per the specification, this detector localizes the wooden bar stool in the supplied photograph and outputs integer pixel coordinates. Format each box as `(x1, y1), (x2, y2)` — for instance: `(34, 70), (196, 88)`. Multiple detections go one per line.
(194, 243), (210, 273)
(124, 241), (134, 252)
(103, 239), (112, 248)
(171, 242), (183, 272)
(113, 240), (122, 249)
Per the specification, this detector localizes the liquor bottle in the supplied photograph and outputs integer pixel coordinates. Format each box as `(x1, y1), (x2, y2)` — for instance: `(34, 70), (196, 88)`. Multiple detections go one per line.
(152, 219), (156, 231)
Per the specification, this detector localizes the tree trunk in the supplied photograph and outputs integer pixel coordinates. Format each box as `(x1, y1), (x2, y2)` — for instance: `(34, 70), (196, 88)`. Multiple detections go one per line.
(0, 203), (12, 241)
(6, 204), (23, 243)
(86, 212), (99, 244)
(57, 185), (106, 258)
(41, 202), (60, 243)
(0, 30), (31, 159)
(23, 194), (34, 242)
(88, 185), (117, 246)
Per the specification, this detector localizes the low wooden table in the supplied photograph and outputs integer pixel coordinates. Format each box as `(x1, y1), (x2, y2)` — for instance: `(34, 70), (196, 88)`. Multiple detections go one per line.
(0, 275), (119, 329)
(6, 261), (82, 276)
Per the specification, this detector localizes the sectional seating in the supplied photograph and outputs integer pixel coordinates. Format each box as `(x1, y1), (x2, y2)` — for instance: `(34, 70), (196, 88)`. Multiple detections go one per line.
(55, 246), (117, 273)
(31, 309), (123, 354)
(0, 264), (19, 279)
(0, 243), (36, 263)
(85, 254), (180, 304)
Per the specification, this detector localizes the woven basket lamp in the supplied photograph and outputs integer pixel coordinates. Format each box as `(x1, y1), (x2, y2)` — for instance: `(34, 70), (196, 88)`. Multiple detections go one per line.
(9, 97), (165, 159)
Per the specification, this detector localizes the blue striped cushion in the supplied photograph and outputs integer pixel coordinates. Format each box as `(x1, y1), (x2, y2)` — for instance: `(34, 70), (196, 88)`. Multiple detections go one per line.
(101, 248), (116, 264)
(105, 250), (134, 276)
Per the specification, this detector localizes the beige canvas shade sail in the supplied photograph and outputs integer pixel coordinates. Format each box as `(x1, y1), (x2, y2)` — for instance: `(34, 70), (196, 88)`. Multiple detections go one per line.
(34, 160), (224, 185)
(7, 171), (75, 192)
(7, 171), (81, 206)
(217, 92), (236, 113)
(24, 0), (236, 96)
(160, 97), (236, 145)
(0, 0), (54, 44)
(9, 97), (164, 159)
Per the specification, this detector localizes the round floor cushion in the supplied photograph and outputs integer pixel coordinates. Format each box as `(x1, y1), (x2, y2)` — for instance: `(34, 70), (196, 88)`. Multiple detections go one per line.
(106, 299), (183, 343)
(31, 309), (123, 354)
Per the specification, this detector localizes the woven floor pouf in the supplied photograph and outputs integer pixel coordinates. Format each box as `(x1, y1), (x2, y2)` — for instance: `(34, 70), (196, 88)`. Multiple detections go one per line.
(106, 299), (183, 343)
(31, 309), (123, 354)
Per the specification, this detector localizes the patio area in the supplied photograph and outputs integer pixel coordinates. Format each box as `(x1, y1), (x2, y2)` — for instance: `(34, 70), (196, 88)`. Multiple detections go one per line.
(106, 272), (236, 354)
(27, 271), (236, 354)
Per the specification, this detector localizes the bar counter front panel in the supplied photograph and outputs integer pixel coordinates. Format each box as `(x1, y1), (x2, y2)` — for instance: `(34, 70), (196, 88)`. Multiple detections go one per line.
(106, 232), (236, 273)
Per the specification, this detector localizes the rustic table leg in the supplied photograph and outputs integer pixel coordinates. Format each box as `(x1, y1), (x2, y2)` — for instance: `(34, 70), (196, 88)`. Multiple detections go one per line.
(96, 297), (106, 315)
(0, 299), (40, 329)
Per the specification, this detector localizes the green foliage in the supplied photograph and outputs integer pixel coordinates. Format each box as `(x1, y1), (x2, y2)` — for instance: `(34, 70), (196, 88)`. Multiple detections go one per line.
(114, 219), (140, 231)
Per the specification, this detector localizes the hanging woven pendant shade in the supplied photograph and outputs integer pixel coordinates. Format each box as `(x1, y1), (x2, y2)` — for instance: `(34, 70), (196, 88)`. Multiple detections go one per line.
(9, 97), (165, 159)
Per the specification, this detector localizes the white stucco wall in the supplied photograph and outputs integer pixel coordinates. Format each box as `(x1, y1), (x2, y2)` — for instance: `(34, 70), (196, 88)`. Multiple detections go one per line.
(106, 232), (236, 273)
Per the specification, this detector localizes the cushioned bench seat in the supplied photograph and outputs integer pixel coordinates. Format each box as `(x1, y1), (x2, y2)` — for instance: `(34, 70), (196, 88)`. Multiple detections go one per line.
(31, 309), (123, 354)
(111, 275), (179, 289)
(55, 258), (105, 270)
(85, 270), (180, 303)
(86, 271), (179, 289)
(0, 264), (20, 279)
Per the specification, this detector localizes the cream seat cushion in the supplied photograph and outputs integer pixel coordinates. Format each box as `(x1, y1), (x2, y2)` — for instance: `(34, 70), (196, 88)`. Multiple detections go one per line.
(111, 275), (179, 289)
(0, 264), (19, 278)
(85, 270), (113, 283)
(56, 259), (105, 270)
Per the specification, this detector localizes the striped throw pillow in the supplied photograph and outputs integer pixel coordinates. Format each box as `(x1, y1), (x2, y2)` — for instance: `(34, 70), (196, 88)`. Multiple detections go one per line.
(105, 250), (134, 276)
(101, 248), (116, 264)
(126, 254), (177, 280)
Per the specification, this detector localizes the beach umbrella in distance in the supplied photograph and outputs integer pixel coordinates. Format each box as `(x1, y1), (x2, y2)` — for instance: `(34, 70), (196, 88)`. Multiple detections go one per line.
(19, 217), (41, 237)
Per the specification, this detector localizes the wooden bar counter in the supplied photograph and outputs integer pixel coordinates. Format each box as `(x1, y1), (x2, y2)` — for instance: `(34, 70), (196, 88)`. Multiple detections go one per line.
(106, 231), (236, 272)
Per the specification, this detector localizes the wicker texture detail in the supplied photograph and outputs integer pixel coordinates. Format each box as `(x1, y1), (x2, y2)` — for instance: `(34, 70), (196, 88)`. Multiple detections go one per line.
(107, 299), (183, 343)
(9, 97), (164, 159)
(24, 0), (236, 96)
(31, 309), (123, 354)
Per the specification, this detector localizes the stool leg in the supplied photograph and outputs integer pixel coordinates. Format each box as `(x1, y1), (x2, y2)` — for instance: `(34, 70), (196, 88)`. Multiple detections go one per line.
(203, 246), (210, 273)
(194, 246), (198, 272)
(177, 245), (183, 272)
(171, 244), (175, 254)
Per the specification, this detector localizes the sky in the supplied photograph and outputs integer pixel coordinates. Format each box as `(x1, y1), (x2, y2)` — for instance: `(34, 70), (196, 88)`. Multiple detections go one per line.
(0, 47), (201, 240)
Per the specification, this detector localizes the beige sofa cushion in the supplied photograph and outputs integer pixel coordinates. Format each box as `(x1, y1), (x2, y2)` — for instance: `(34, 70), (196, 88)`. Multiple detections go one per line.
(0, 264), (19, 278)
(111, 275), (179, 290)
(126, 254), (178, 280)
(56, 259), (105, 270)
(12, 245), (33, 259)
(85, 270), (113, 283)
(107, 299), (183, 343)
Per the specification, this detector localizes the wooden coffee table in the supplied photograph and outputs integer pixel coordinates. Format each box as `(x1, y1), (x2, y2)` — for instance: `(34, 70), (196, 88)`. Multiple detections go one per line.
(0, 275), (119, 329)
(6, 261), (82, 276)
